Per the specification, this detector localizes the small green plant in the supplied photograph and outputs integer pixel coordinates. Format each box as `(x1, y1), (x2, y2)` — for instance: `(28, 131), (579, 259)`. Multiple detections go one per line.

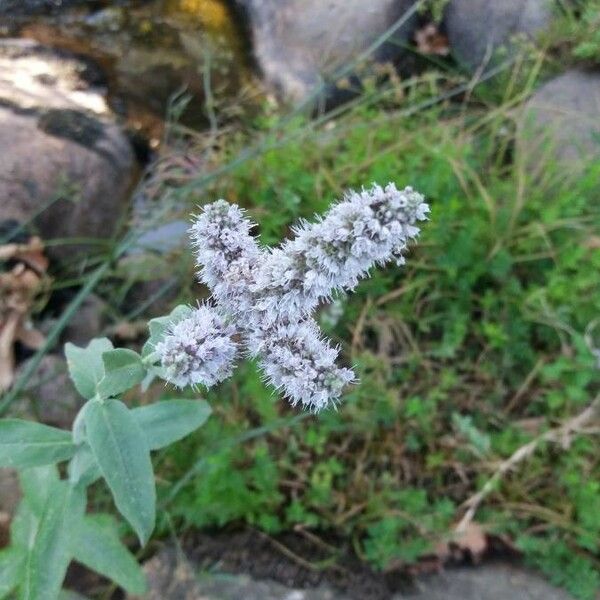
(0, 306), (211, 598)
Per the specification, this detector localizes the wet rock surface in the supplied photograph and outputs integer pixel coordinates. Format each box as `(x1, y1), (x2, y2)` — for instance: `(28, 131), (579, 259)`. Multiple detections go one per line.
(519, 69), (600, 170)
(236, 0), (419, 105)
(444, 0), (554, 71)
(0, 0), (92, 16)
(0, 39), (136, 263)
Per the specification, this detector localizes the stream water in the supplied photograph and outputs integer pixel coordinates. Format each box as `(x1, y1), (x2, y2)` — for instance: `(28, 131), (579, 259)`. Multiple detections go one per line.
(0, 0), (253, 141)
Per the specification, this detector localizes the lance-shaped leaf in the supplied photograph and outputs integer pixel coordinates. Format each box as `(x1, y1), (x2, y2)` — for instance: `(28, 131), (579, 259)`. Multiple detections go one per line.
(0, 420), (75, 469)
(0, 547), (25, 599)
(67, 445), (101, 488)
(21, 482), (86, 600)
(85, 399), (155, 545)
(132, 399), (212, 450)
(18, 466), (60, 514)
(96, 349), (146, 399)
(65, 338), (114, 399)
(71, 515), (146, 595)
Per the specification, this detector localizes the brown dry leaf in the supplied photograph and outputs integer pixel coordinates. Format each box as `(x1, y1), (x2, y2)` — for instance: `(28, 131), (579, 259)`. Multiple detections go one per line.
(584, 235), (600, 250)
(453, 522), (488, 563)
(415, 23), (450, 56)
(0, 236), (50, 392)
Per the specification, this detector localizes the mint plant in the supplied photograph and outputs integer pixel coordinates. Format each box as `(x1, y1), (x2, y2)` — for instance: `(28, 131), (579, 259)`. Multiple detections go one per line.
(0, 308), (211, 598)
(0, 181), (428, 598)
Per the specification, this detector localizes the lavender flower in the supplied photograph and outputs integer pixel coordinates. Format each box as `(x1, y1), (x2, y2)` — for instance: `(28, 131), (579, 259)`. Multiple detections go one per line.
(156, 305), (237, 388)
(251, 183), (429, 320)
(254, 319), (355, 412)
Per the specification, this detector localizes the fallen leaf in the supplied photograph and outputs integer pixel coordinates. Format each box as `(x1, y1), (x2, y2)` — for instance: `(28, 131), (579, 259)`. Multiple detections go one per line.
(415, 23), (450, 56)
(453, 521), (487, 563)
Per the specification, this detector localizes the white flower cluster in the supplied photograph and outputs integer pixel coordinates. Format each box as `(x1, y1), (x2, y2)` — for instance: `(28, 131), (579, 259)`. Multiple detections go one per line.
(159, 183), (429, 411)
(156, 305), (237, 389)
(252, 183), (429, 320)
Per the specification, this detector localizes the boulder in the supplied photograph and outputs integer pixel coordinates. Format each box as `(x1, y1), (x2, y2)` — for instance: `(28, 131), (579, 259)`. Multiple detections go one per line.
(0, 39), (136, 263)
(236, 0), (419, 105)
(444, 0), (554, 72)
(518, 70), (600, 170)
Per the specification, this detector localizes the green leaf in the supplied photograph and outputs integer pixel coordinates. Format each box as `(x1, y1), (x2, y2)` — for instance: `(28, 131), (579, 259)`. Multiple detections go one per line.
(10, 500), (38, 550)
(21, 482), (86, 600)
(0, 547), (25, 599)
(85, 399), (155, 545)
(71, 515), (146, 595)
(67, 445), (101, 488)
(0, 420), (76, 469)
(96, 349), (146, 399)
(132, 400), (212, 450)
(19, 466), (60, 514)
(65, 338), (114, 399)
(142, 305), (193, 358)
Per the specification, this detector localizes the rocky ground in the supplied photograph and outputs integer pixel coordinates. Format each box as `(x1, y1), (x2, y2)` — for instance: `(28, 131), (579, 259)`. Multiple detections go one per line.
(128, 545), (573, 600)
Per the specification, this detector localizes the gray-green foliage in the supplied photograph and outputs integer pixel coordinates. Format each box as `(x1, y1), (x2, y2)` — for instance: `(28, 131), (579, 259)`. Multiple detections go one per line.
(0, 306), (211, 599)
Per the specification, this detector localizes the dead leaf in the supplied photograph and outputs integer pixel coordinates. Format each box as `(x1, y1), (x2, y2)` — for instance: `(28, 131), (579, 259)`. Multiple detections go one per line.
(415, 23), (450, 56)
(453, 522), (487, 563)
(0, 235), (50, 392)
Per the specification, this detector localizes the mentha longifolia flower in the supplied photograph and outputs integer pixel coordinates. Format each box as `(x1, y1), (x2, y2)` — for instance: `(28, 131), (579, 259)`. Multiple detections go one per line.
(189, 199), (262, 313)
(255, 319), (356, 412)
(162, 182), (428, 411)
(156, 305), (237, 389)
(252, 183), (429, 320)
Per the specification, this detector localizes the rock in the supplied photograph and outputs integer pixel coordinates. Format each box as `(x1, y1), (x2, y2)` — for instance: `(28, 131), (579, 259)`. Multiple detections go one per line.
(444, 0), (554, 71)
(0, 39), (136, 263)
(13, 354), (83, 429)
(62, 294), (107, 347)
(199, 574), (340, 600)
(518, 70), (600, 170)
(237, 0), (419, 104)
(0, 0), (88, 16)
(408, 563), (573, 600)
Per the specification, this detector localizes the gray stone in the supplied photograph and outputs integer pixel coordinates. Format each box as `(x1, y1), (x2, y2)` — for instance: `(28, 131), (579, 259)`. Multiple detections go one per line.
(407, 563), (573, 600)
(198, 573), (340, 600)
(518, 70), (600, 170)
(0, 0), (87, 15)
(444, 0), (554, 71)
(0, 39), (136, 263)
(13, 354), (83, 429)
(237, 0), (419, 104)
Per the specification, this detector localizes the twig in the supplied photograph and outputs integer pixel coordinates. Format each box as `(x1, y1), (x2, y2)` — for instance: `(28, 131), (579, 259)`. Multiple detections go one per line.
(456, 395), (600, 532)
